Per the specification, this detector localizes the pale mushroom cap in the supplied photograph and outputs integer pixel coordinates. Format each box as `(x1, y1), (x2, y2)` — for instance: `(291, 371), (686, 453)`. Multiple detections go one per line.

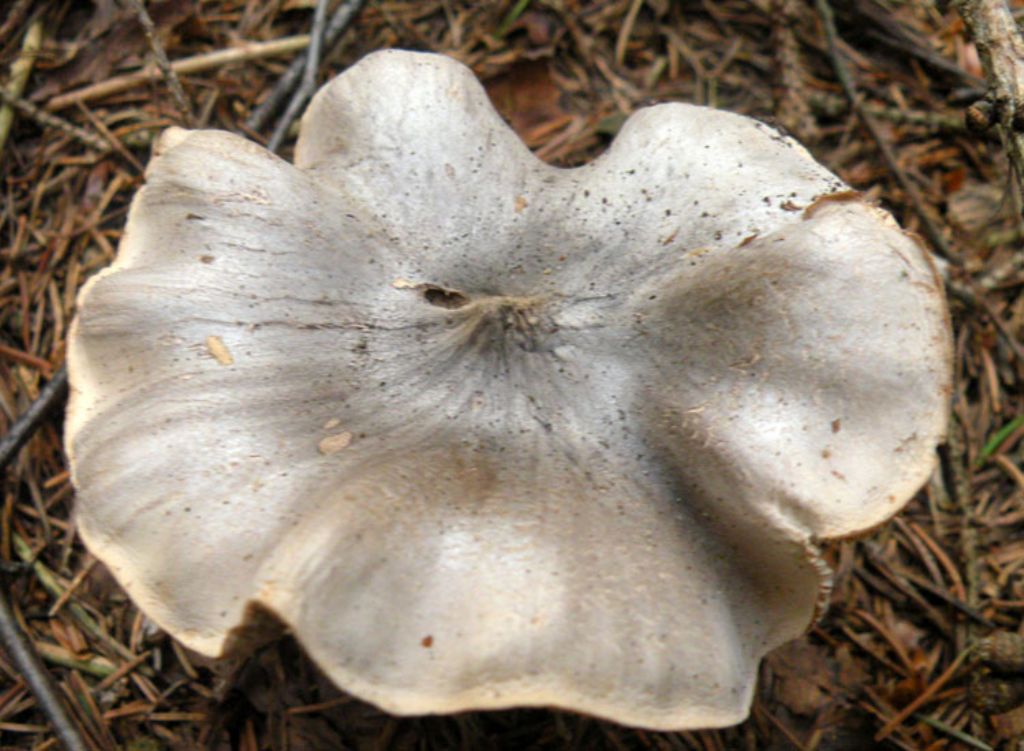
(66, 50), (951, 730)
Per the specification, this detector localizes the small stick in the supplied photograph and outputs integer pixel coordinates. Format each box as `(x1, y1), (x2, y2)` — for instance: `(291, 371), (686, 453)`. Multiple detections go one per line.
(938, 415), (981, 729)
(48, 558), (96, 617)
(0, 0), (32, 43)
(947, 278), (1024, 363)
(896, 568), (996, 628)
(772, 0), (820, 144)
(34, 642), (115, 679)
(914, 713), (994, 751)
(92, 650), (151, 692)
(123, 0), (194, 126)
(0, 588), (88, 750)
(267, 0), (330, 152)
(0, 343), (53, 376)
(874, 646), (973, 741)
(953, 0), (1024, 204)
(0, 19), (43, 158)
(10, 532), (140, 666)
(0, 88), (110, 152)
(809, 92), (966, 133)
(815, 0), (959, 264)
(74, 101), (144, 172)
(0, 367), (67, 472)
(614, 0), (644, 67)
(754, 703), (809, 750)
(246, 0), (366, 133)
(46, 36), (311, 111)
(854, 608), (916, 676)
(0, 365), (85, 750)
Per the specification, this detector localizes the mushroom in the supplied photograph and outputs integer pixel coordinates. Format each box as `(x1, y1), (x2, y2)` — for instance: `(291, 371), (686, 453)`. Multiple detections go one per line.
(65, 50), (951, 730)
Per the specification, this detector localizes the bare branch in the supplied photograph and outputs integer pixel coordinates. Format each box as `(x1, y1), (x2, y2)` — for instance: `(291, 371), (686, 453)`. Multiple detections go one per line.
(954, 0), (1024, 207)
(123, 0), (195, 126)
(246, 0), (366, 133)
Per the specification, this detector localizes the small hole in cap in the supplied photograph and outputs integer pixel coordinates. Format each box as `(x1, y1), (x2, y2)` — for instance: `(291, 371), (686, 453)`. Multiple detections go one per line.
(423, 285), (469, 309)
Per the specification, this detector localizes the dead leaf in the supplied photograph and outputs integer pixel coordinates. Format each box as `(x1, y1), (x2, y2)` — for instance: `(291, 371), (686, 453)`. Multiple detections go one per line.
(834, 644), (869, 692)
(485, 61), (568, 146)
(33, 0), (193, 101)
(517, 11), (560, 46)
(767, 641), (834, 717)
(991, 703), (1024, 740)
(948, 180), (1011, 235)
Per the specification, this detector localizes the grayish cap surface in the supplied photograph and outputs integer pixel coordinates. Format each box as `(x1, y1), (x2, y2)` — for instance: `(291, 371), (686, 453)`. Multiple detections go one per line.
(66, 50), (951, 730)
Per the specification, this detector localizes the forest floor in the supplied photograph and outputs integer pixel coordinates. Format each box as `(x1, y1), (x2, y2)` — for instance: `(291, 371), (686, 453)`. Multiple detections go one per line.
(1, 1), (1023, 749)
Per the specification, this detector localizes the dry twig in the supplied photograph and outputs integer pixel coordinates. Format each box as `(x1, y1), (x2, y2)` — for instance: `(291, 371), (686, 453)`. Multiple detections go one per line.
(875, 647), (974, 741)
(123, 0), (195, 126)
(954, 0), (1024, 205)
(0, 0), (33, 44)
(0, 367), (68, 471)
(0, 88), (110, 152)
(0, 366), (83, 751)
(267, 0), (330, 152)
(246, 0), (366, 134)
(815, 0), (957, 264)
(771, 0), (819, 143)
(0, 590), (88, 751)
(0, 19), (43, 157)
(46, 35), (312, 111)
